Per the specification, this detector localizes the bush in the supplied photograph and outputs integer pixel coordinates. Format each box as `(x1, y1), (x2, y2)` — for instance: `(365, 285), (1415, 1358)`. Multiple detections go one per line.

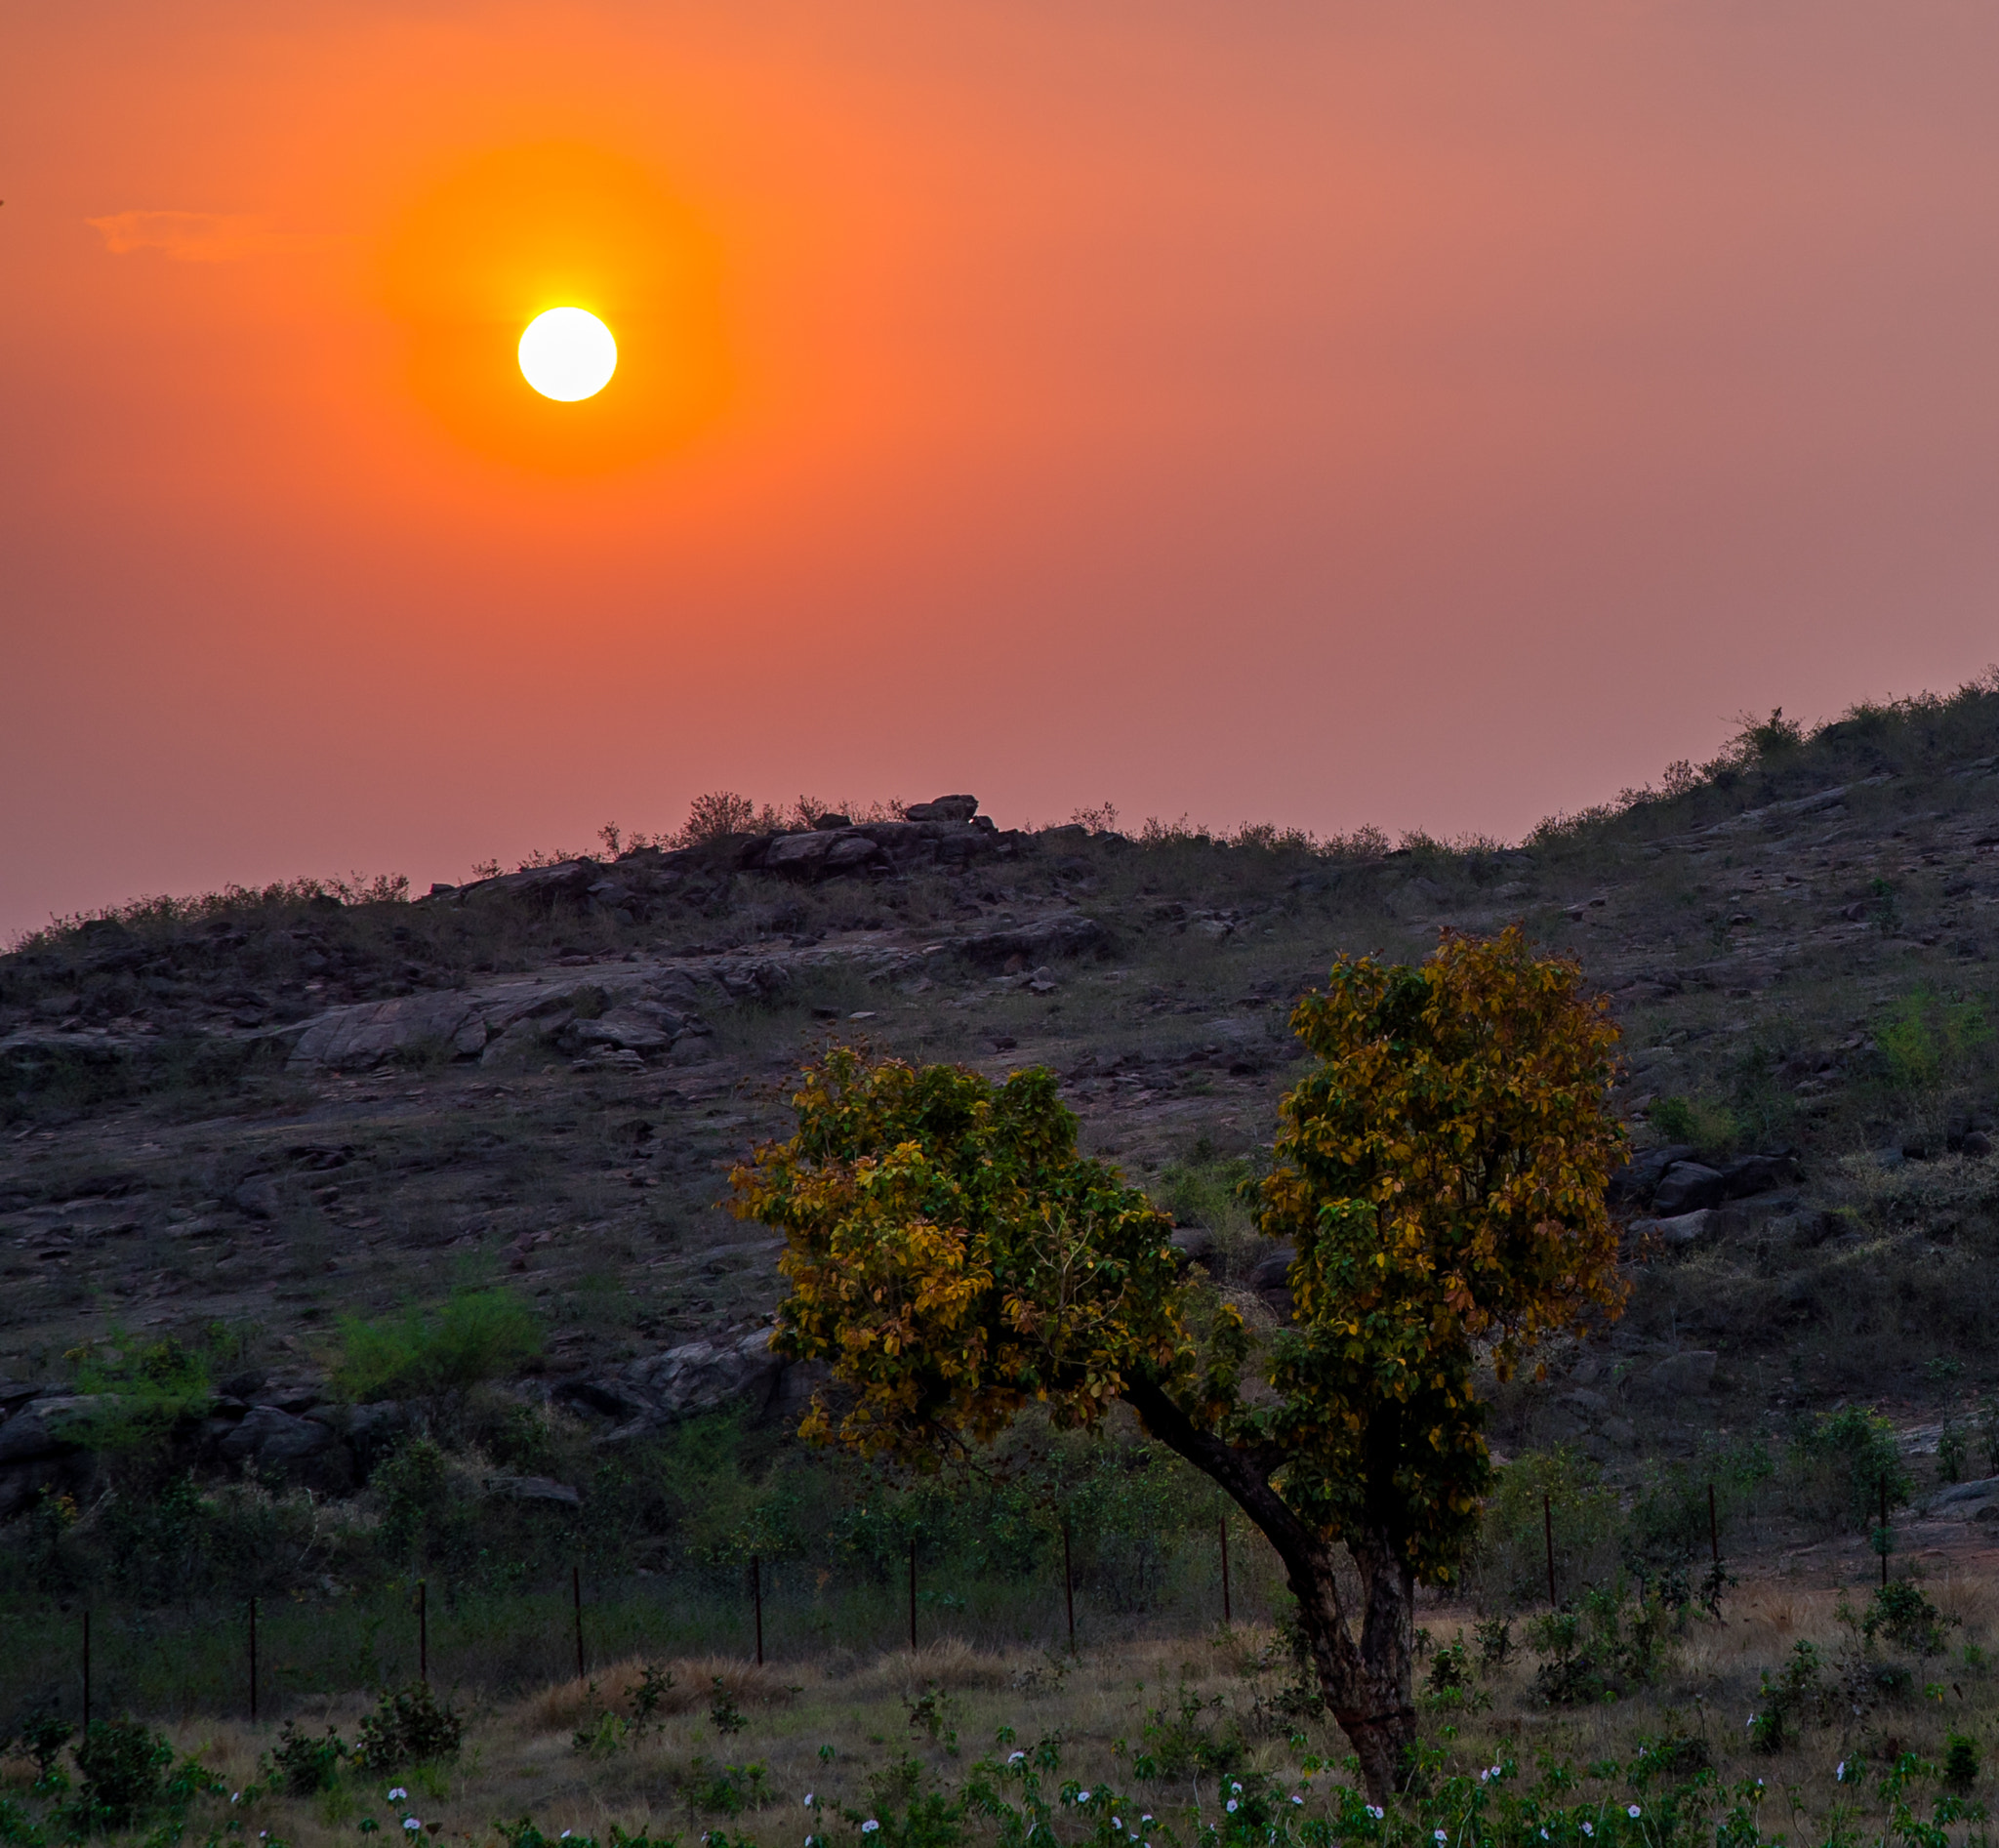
(1527, 1582), (1680, 1706)
(1130, 1681), (1244, 1779)
(1647, 1094), (1740, 1157)
(1944, 1732), (1980, 1793)
(266, 1720), (347, 1796)
(7, 1710), (73, 1780)
(71, 1717), (171, 1827)
(1876, 989), (1990, 1089)
(334, 1291), (542, 1403)
(352, 1683), (464, 1770)
(1864, 1581), (1958, 1656)
(1794, 1407), (1912, 1533)
(1749, 1641), (1827, 1753)
(1471, 1449), (1621, 1609)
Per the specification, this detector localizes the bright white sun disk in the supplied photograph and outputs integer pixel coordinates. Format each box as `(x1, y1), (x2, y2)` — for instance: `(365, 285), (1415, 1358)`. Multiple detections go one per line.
(518, 307), (617, 400)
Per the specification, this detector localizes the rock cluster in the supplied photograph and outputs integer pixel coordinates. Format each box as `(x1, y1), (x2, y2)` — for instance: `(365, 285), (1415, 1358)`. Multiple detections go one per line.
(0, 1333), (815, 1522)
(1612, 1145), (1815, 1248)
(428, 796), (1018, 922)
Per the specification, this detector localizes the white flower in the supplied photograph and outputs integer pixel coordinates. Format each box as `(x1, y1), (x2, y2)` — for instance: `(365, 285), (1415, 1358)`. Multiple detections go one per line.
(1836, 1763), (1846, 1783)
(403, 1821), (422, 1835)
(1291, 1796), (1305, 1807)
(1232, 1784), (1244, 1795)
(1490, 1765), (1502, 1780)
(1009, 1751), (1027, 1765)
(388, 1789), (408, 1802)
(1627, 1806), (1641, 1820)
(1227, 1800), (1239, 1814)
(1436, 1831), (1448, 1842)
(1079, 1791), (1092, 1804)
(1479, 1770), (1489, 1784)
(805, 1796), (815, 1808)
(1114, 1821), (1123, 1831)
(862, 1823), (880, 1835)
(231, 1793), (242, 1805)
(1582, 1827), (1594, 1838)
(1368, 1806), (1385, 1821)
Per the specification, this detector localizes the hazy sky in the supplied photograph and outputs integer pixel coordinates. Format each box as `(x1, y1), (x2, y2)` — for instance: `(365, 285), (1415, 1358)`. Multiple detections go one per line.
(7, 2), (1999, 935)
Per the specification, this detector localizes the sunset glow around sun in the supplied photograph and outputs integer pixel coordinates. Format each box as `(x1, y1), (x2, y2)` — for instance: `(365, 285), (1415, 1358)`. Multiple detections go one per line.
(517, 307), (617, 400)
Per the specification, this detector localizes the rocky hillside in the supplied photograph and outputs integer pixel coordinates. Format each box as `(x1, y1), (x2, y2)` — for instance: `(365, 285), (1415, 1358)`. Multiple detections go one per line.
(6, 684), (1999, 1529)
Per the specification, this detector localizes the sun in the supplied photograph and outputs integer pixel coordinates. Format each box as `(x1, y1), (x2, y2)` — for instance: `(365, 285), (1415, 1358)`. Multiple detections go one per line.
(517, 307), (618, 401)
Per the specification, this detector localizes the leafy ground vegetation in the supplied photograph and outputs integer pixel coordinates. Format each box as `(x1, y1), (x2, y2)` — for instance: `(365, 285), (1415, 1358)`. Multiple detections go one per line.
(7, 681), (1999, 1837)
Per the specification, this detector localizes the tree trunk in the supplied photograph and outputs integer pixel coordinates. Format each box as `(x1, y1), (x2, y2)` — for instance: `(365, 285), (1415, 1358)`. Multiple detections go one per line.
(1303, 1527), (1418, 1805)
(1123, 1382), (1419, 1806)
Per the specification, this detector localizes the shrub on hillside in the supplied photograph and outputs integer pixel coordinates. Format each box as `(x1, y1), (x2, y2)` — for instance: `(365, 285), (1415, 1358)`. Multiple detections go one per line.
(1790, 1407), (1912, 1534)
(353, 1683), (464, 1770)
(71, 1718), (172, 1827)
(266, 1720), (348, 1796)
(333, 1290), (541, 1403)
(1469, 1449), (1621, 1610)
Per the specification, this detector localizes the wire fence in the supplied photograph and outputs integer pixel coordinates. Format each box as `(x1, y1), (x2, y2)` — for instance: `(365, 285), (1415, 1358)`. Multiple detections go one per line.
(3, 1516), (1290, 1726)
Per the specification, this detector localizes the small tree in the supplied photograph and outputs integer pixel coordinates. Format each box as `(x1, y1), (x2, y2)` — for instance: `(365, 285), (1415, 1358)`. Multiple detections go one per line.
(731, 927), (1626, 1800)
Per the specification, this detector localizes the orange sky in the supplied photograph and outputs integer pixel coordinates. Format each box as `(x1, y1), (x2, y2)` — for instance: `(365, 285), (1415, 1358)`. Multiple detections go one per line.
(7, 2), (1999, 933)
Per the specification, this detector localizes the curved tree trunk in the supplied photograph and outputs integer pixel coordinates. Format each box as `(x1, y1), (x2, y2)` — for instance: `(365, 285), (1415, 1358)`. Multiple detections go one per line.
(1123, 1381), (1419, 1805)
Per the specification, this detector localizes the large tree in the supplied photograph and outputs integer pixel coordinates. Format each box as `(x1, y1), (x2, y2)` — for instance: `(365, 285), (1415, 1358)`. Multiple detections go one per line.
(730, 926), (1626, 1800)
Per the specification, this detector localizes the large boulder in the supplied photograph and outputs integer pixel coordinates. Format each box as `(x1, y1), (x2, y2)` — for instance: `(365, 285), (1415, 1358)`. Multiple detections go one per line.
(484, 1473), (582, 1509)
(763, 831), (887, 879)
(455, 860), (600, 907)
(1607, 1145), (1696, 1206)
(1640, 1210), (1715, 1247)
(1636, 1350), (1717, 1398)
(1248, 1244), (1296, 1318)
(954, 912), (1108, 968)
(289, 992), (487, 1069)
(217, 1405), (350, 1490)
(1925, 1476), (1999, 1520)
(1718, 1153), (1801, 1198)
(0, 1452), (97, 1522)
(1167, 1225), (1216, 1270)
(0, 1395), (115, 1465)
(1652, 1162), (1727, 1216)
(553, 1329), (801, 1435)
(905, 796), (980, 824)
(623, 1330), (786, 1420)
(558, 1007), (678, 1057)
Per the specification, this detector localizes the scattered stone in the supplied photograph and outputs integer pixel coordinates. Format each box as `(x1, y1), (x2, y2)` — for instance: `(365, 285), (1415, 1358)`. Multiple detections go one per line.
(232, 1175), (282, 1219)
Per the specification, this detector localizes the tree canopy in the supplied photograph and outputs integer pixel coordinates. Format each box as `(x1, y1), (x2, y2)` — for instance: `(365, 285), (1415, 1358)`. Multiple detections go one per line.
(730, 925), (1627, 1798)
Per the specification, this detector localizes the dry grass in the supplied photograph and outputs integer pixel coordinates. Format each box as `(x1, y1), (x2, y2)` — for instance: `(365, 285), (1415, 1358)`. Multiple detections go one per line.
(6, 1566), (1992, 1848)
(530, 1657), (802, 1731)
